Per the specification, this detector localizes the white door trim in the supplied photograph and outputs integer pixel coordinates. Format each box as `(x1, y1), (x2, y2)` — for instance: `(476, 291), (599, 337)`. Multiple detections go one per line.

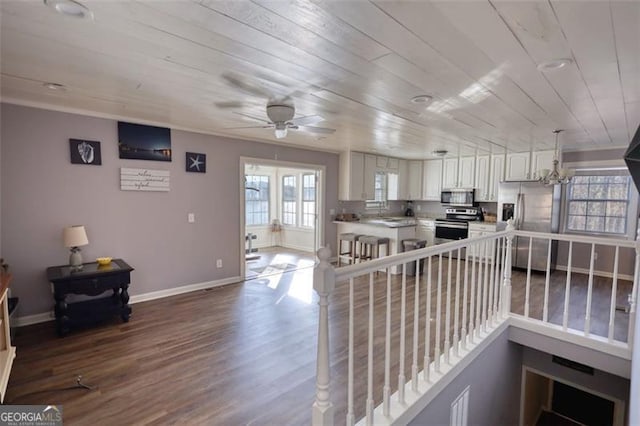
(239, 156), (326, 280)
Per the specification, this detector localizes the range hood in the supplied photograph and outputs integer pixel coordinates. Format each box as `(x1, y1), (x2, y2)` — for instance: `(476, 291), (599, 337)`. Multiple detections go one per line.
(624, 125), (640, 192)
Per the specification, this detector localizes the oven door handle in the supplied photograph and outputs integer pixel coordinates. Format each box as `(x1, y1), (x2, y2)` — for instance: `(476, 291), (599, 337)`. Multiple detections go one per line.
(435, 223), (468, 230)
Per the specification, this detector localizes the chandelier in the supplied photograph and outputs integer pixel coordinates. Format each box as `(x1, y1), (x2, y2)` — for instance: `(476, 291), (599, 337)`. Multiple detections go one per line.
(538, 129), (575, 186)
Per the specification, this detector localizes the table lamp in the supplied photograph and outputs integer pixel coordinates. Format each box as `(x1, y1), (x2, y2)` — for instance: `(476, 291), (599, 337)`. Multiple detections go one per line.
(63, 225), (89, 267)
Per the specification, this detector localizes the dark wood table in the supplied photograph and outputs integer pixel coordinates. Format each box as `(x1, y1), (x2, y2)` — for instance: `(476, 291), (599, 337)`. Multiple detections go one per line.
(46, 259), (134, 336)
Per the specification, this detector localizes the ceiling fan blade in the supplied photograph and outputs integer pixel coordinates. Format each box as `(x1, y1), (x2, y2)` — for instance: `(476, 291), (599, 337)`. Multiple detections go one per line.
(223, 125), (274, 130)
(289, 115), (324, 126)
(295, 125), (336, 135)
(222, 73), (272, 98)
(232, 111), (272, 124)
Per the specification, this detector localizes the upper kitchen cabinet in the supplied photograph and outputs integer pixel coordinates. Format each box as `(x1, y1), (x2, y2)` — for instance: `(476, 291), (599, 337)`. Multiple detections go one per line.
(475, 155), (491, 202)
(489, 154), (505, 202)
(442, 158), (458, 189)
(423, 159), (442, 200)
(339, 151), (376, 200)
(505, 152), (531, 181)
(531, 150), (555, 181)
(458, 156), (476, 188)
(442, 156), (475, 189)
(406, 160), (423, 200)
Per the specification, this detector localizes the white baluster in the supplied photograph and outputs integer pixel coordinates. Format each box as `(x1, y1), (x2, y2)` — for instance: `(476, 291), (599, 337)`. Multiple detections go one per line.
(502, 221), (515, 317)
(628, 235), (640, 347)
(398, 264), (406, 403)
(482, 239), (490, 332)
(435, 254), (442, 372)
(366, 272), (374, 425)
(462, 246), (469, 349)
(492, 237), (501, 323)
(412, 257), (421, 392)
(487, 238), (495, 326)
(608, 246), (619, 343)
(445, 251), (452, 364)
(524, 237), (533, 318)
(453, 248), (461, 357)
(475, 241), (483, 336)
(543, 239), (552, 323)
(424, 257), (432, 382)
(312, 247), (335, 426)
(585, 244), (596, 336)
(347, 278), (355, 426)
(469, 244), (477, 343)
(383, 271), (391, 416)
(563, 241), (573, 331)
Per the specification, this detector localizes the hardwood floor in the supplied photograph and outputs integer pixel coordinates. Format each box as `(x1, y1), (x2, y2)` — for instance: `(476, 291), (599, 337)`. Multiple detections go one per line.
(245, 246), (316, 281)
(6, 256), (631, 425)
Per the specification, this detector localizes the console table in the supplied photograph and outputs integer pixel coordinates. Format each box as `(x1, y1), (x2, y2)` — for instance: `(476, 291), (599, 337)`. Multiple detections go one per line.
(46, 259), (134, 336)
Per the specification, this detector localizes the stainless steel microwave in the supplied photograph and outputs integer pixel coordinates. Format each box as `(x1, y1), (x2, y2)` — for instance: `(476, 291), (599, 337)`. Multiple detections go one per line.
(440, 189), (475, 207)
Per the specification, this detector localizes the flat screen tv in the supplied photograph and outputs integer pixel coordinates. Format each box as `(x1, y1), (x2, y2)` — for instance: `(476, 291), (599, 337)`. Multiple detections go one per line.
(118, 121), (171, 162)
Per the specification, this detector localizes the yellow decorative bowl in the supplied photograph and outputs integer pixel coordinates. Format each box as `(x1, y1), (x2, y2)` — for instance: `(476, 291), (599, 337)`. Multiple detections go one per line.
(96, 257), (112, 266)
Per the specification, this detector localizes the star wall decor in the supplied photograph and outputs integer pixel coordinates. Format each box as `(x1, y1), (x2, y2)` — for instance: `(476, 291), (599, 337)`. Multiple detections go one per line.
(186, 152), (206, 173)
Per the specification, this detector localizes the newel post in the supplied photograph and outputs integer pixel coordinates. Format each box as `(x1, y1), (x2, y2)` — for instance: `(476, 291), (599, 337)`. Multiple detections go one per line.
(312, 246), (335, 426)
(501, 220), (515, 318)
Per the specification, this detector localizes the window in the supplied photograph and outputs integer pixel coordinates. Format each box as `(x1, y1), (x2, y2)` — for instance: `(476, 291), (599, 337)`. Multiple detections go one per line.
(245, 175), (269, 225)
(566, 175), (631, 235)
(282, 175), (297, 226)
(366, 171), (388, 210)
(302, 174), (316, 227)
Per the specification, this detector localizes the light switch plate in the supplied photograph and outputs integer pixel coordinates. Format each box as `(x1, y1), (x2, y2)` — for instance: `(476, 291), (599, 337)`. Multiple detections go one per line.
(188, 213), (195, 223)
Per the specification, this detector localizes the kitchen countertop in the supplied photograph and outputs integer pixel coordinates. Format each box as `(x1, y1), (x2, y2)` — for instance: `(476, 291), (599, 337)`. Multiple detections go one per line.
(333, 217), (417, 228)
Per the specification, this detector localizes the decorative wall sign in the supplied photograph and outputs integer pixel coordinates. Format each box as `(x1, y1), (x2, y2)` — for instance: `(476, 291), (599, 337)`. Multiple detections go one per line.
(186, 152), (206, 173)
(70, 139), (102, 165)
(118, 121), (172, 162)
(120, 168), (170, 192)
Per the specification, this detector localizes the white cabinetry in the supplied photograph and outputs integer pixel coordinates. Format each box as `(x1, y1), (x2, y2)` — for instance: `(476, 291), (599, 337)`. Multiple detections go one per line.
(442, 157), (475, 189)
(458, 156), (476, 188)
(475, 155), (490, 202)
(406, 160), (423, 200)
(338, 152), (377, 200)
(397, 159), (408, 200)
(442, 158), (459, 189)
(468, 223), (500, 262)
(422, 159), (442, 200)
(489, 154), (505, 202)
(417, 219), (435, 246)
(505, 152), (531, 181)
(531, 150), (555, 181)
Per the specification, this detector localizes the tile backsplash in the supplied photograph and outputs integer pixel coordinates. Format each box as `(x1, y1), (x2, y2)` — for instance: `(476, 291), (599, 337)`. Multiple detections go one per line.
(337, 200), (497, 219)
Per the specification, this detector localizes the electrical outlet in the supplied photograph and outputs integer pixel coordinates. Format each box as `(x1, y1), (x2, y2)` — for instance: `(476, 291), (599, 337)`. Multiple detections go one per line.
(216, 259), (222, 268)
(188, 213), (195, 223)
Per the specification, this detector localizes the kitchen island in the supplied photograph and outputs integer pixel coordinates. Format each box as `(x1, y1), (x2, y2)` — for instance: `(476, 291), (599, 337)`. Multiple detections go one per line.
(335, 218), (417, 274)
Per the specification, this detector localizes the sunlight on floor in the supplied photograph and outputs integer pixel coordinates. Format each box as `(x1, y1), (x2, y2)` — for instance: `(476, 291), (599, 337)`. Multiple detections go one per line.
(286, 267), (314, 304)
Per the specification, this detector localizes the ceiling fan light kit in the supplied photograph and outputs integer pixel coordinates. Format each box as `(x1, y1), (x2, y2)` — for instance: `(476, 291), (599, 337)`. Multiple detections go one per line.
(44, 0), (93, 20)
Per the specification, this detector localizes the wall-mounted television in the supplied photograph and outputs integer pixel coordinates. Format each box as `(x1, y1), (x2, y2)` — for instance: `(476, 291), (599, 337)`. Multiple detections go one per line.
(118, 121), (171, 162)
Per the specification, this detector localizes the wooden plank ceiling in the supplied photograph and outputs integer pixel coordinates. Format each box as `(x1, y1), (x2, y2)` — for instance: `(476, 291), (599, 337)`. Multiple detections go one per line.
(1, 0), (638, 158)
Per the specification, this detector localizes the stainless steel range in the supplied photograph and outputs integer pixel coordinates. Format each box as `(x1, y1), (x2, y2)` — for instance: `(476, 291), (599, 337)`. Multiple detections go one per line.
(435, 208), (483, 256)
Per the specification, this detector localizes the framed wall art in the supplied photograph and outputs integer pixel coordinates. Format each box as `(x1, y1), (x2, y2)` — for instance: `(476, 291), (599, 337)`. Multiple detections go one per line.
(186, 152), (206, 173)
(70, 139), (102, 165)
(118, 121), (172, 162)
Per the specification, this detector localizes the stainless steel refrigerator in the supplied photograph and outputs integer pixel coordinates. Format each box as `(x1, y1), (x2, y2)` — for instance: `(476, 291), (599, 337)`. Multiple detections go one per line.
(497, 182), (562, 271)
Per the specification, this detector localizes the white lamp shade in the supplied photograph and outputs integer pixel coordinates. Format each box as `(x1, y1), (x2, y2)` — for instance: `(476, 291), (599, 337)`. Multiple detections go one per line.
(63, 225), (89, 248)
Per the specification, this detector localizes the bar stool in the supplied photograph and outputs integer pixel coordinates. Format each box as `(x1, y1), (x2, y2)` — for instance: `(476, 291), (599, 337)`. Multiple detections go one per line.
(358, 235), (390, 262)
(339, 233), (362, 265)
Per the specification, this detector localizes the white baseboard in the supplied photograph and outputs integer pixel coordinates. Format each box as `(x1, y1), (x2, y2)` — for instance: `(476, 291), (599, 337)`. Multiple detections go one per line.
(13, 275), (243, 327)
(129, 276), (242, 304)
(13, 312), (54, 327)
(555, 265), (634, 282)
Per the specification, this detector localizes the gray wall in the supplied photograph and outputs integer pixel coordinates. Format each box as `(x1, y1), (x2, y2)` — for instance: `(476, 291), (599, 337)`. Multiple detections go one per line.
(0, 103), (339, 316)
(409, 330), (522, 426)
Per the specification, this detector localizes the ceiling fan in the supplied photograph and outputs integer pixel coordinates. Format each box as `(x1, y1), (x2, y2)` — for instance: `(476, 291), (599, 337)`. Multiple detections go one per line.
(227, 103), (336, 139)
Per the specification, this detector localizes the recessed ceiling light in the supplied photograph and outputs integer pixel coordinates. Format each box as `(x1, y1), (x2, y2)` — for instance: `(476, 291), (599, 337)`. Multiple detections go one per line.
(536, 58), (573, 72)
(411, 95), (433, 104)
(44, 0), (93, 20)
(43, 82), (66, 91)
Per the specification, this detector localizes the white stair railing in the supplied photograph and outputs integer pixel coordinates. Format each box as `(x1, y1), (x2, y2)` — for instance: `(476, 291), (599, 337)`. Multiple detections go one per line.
(312, 222), (639, 426)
